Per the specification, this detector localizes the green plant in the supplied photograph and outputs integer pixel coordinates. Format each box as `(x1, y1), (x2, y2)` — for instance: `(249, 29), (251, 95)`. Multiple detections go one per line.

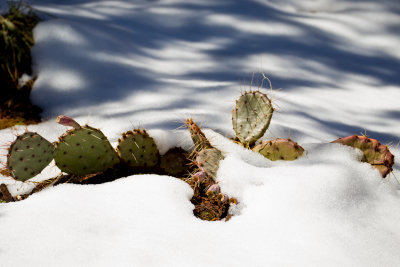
(332, 135), (394, 177)
(117, 129), (159, 168)
(6, 132), (55, 181)
(54, 116), (120, 176)
(0, 1), (41, 128)
(253, 138), (305, 161)
(0, 1), (38, 91)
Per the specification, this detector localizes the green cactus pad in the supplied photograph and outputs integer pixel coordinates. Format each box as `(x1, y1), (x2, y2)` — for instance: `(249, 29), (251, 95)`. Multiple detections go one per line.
(185, 118), (212, 152)
(332, 135), (394, 178)
(253, 138), (304, 161)
(7, 132), (55, 181)
(54, 126), (119, 176)
(117, 129), (159, 168)
(232, 91), (274, 147)
(160, 147), (190, 176)
(195, 148), (224, 181)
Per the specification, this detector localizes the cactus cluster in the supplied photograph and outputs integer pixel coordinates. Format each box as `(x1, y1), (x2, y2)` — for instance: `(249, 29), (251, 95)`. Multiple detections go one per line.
(1, 81), (396, 221)
(5, 116), (163, 182)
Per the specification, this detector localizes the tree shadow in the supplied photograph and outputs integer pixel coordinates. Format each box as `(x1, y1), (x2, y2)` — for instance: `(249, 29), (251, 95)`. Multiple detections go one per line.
(30, 0), (400, 138)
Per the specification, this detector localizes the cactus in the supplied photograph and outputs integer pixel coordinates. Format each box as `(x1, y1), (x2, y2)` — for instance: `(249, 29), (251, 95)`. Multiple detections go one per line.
(232, 91), (274, 147)
(117, 129), (159, 168)
(332, 135), (394, 178)
(160, 147), (190, 176)
(185, 118), (212, 152)
(253, 138), (304, 161)
(6, 132), (55, 181)
(195, 148), (224, 181)
(54, 116), (119, 176)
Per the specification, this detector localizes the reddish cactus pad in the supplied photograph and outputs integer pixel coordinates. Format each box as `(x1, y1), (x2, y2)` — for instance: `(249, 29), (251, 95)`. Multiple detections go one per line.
(332, 135), (394, 178)
(185, 118), (212, 152)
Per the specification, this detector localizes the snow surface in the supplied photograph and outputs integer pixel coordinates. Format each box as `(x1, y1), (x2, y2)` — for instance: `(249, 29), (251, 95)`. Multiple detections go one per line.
(1, 0), (400, 266)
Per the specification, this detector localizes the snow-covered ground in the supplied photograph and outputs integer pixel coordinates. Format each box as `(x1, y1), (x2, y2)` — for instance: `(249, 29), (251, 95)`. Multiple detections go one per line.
(1, 0), (400, 266)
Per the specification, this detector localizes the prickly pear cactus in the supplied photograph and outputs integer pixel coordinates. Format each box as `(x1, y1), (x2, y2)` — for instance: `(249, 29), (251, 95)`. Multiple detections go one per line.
(232, 91), (274, 147)
(185, 118), (212, 152)
(195, 148), (224, 181)
(160, 147), (190, 176)
(332, 135), (394, 178)
(54, 126), (119, 176)
(253, 138), (304, 161)
(7, 132), (55, 181)
(117, 129), (159, 168)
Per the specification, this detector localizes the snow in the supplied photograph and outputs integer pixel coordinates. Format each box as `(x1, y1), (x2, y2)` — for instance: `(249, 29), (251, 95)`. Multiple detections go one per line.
(1, 0), (400, 266)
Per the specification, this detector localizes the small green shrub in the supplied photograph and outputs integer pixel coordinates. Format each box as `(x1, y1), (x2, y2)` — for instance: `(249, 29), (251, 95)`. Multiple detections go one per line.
(0, 1), (41, 128)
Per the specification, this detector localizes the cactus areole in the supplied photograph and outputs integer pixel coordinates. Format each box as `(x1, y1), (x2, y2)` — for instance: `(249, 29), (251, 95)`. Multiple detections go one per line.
(332, 135), (394, 178)
(232, 91), (274, 147)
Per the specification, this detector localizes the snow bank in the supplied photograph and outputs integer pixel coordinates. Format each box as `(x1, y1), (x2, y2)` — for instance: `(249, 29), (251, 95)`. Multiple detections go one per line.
(1, 130), (400, 266)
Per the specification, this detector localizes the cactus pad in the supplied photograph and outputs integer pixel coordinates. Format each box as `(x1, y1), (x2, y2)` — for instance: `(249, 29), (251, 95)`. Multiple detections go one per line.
(54, 126), (119, 176)
(253, 138), (304, 161)
(195, 148), (224, 181)
(160, 147), (190, 176)
(232, 91), (274, 147)
(185, 118), (212, 152)
(7, 132), (55, 181)
(332, 135), (394, 178)
(117, 129), (159, 168)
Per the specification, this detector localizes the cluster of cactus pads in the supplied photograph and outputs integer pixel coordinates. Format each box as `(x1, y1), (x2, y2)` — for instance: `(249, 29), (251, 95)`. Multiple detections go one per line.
(332, 135), (394, 178)
(5, 116), (191, 182)
(183, 91), (395, 220)
(231, 90), (305, 161)
(1, 89), (396, 221)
